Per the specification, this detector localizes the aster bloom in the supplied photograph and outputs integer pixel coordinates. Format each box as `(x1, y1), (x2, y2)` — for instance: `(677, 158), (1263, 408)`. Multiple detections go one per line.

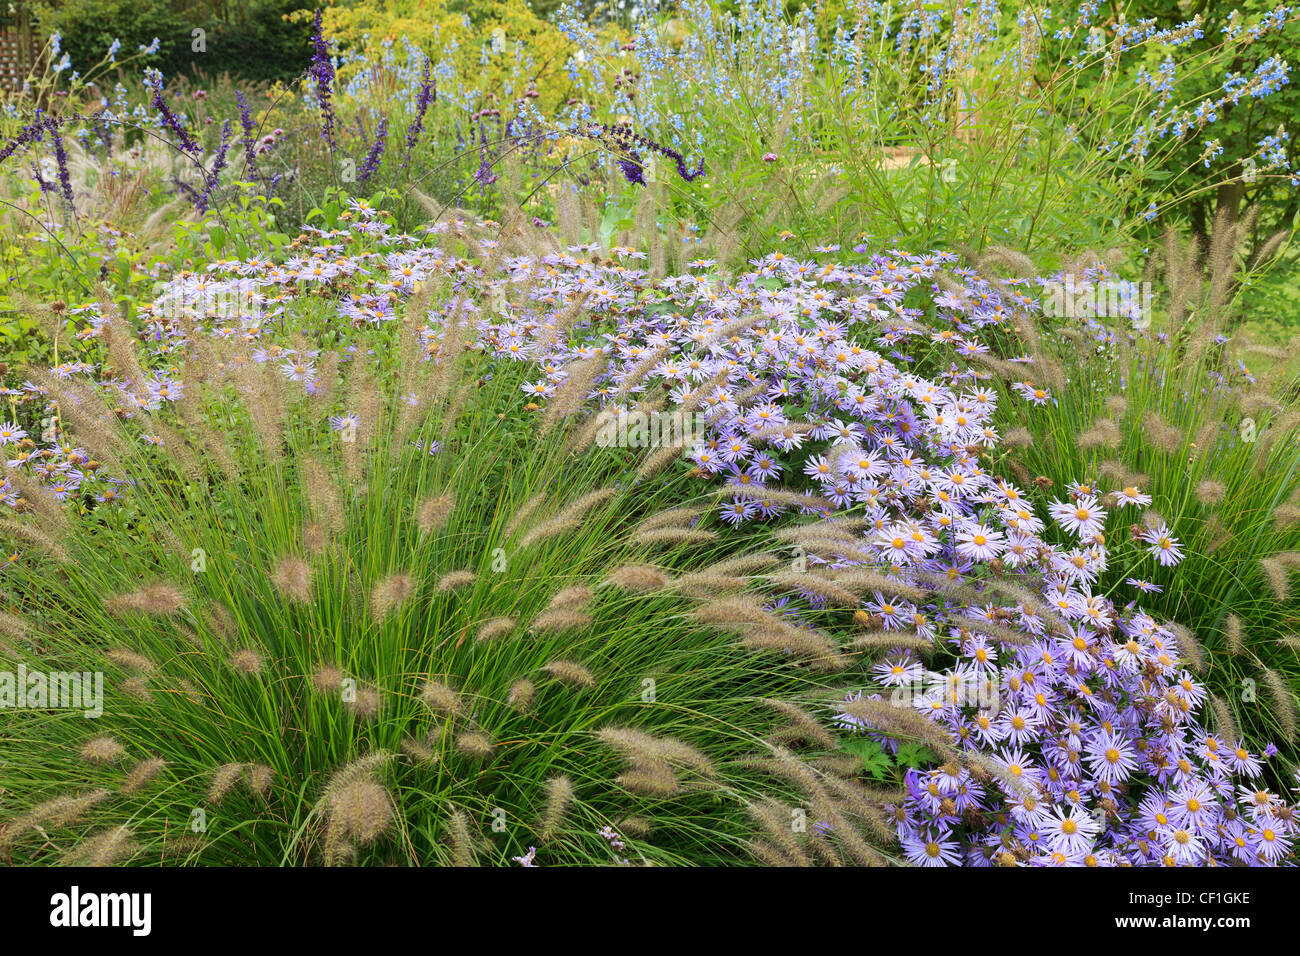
(719, 498), (757, 526)
(0, 422), (27, 445)
(1226, 745), (1263, 778)
(1141, 524), (1184, 566)
(900, 827), (962, 867)
(1253, 825), (1291, 865)
(512, 846), (538, 866)
(873, 656), (924, 687)
(1127, 577), (1162, 593)
(1012, 381), (1051, 405)
(1084, 729), (1138, 784)
(1043, 806), (1100, 855)
(1113, 485), (1153, 507)
(146, 376), (183, 403)
(329, 412), (360, 433)
(1049, 494), (1107, 538)
(839, 447), (885, 480)
(955, 523), (1004, 562)
(1163, 826), (1205, 865)
(279, 356), (317, 383)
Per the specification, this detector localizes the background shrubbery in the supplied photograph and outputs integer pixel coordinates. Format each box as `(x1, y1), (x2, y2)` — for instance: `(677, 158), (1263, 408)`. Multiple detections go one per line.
(33, 0), (313, 82)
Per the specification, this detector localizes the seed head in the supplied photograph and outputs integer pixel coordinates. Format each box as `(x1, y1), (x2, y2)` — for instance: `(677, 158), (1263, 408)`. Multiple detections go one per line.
(272, 556), (313, 603)
(347, 684), (381, 719)
(230, 648), (265, 675)
(476, 616), (516, 642)
(329, 779), (394, 846)
(80, 736), (125, 765)
(416, 494), (455, 533)
(104, 648), (155, 674)
(312, 665), (343, 694)
(244, 763), (275, 798)
(62, 826), (137, 866)
(106, 582), (186, 616)
(605, 564), (669, 590)
(121, 757), (166, 796)
(371, 572), (414, 619)
(540, 775), (574, 843)
(208, 763), (246, 803)
(507, 679), (535, 712)
(436, 569), (476, 593)
(543, 659), (596, 688)
(455, 732), (494, 761)
(421, 679), (464, 717)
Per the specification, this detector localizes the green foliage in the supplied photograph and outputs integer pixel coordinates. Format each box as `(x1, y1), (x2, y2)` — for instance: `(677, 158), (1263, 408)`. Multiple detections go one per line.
(33, 0), (311, 83)
(1099, 1), (1300, 251)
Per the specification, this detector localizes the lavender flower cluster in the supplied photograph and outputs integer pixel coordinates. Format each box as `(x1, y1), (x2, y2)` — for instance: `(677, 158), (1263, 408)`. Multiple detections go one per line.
(876, 623), (1297, 866)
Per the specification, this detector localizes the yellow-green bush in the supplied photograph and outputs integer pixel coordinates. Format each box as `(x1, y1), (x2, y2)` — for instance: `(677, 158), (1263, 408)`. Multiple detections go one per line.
(312, 0), (595, 115)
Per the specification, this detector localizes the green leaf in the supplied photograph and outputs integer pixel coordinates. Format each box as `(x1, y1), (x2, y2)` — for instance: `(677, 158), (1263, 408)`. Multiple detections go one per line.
(895, 742), (937, 770)
(841, 737), (892, 779)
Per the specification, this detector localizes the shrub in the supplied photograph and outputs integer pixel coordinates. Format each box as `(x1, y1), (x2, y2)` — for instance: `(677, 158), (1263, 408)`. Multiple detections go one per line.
(33, 0), (312, 83)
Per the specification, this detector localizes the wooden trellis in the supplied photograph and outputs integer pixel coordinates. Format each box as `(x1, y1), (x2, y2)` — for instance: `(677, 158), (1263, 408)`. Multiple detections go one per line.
(0, 3), (35, 92)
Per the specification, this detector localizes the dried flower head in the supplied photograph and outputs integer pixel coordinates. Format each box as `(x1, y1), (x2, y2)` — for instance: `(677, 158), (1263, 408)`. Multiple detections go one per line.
(80, 736), (126, 765)
(229, 648), (265, 675)
(455, 732), (494, 761)
(106, 583), (186, 616)
(371, 572), (414, 619)
(542, 659), (596, 688)
(272, 556), (313, 603)
(475, 616), (516, 642)
(507, 679), (535, 712)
